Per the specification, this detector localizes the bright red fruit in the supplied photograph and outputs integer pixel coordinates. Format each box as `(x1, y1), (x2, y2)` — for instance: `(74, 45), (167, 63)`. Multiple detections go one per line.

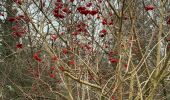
(109, 12), (113, 16)
(85, 44), (92, 50)
(100, 29), (107, 33)
(77, 6), (90, 15)
(72, 31), (79, 36)
(145, 5), (154, 11)
(49, 73), (55, 78)
(69, 60), (75, 65)
(16, 43), (23, 49)
(18, 15), (25, 18)
(77, 6), (86, 11)
(59, 66), (65, 71)
(89, 10), (98, 15)
(62, 7), (71, 13)
(7, 17), (16, 22)
(108, 51), (118, 56)
(109, 58), (119, 63)
(86, 2), (92, 7)
(80, 10), (90, 15)
(62, 48), (68, 54)
(99, 33), (106, 37)
(33, 51), (42, 62)
(50, 66), (55, 70)
(99, 29), (107, 37)
(12, 31), (25, 37)
(12, 25), (19, 31)
(51, 56), (58, 61)
(51, 34), (58, 41)
(108, 19), (113, 25)
(60, 32), (65, 35)
(53, 12), (65, 19)
(102, 19), (107, 25)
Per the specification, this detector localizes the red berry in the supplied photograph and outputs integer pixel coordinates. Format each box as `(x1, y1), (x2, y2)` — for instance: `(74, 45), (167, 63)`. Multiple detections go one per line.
(62, 48), (68, 54)
(7, 17), (16, 22)
(59, 66), (65, 71)
(86, 2), (92, 7)
(102, 19), (107, 25)
(51, 56), (58, 61)
(33, 51), (42, 62)
(109, 58), (119, 63)
(100, 29), (107, 33)
(69, 60), (75, 65)
(89, 10), (98, 16)
(145, 5), (154, 11)
(50, 66), (55, 70)
(16, 43), (23, 49)
(49, 73), (55, 78)
(51, 34), (58, 41)
(99, 29), (107, 37)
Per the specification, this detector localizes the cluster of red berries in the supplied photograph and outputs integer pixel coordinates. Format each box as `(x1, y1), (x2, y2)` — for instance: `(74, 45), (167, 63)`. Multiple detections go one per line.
(53, 0), (72, 19)
(8, 15), (29, 49)
(101, 18), (113, 25)
(77, 6), (98, 16)
(107, 51), (119, 64)
(99, 29), (107, 37)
